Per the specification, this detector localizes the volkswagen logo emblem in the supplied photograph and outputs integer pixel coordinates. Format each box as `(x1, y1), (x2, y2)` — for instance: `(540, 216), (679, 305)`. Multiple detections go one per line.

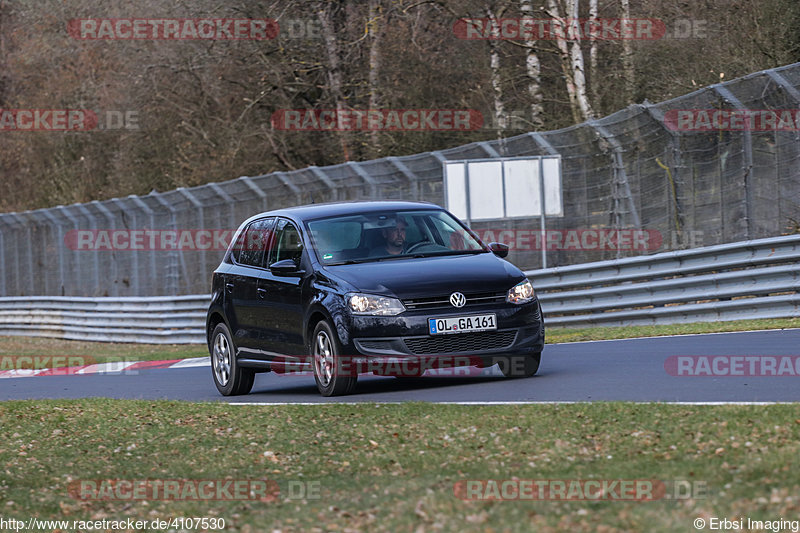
(449, 292), (466, 308)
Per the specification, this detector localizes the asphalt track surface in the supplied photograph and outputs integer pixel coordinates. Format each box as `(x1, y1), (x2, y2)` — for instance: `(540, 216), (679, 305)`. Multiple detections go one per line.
(2, 330), (799, 403)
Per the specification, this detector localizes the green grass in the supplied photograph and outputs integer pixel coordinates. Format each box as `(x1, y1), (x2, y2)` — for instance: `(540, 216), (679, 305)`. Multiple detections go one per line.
(547, 317), (800, 344)
(0, 336), (206, 366)
(1, 401), (798, 532)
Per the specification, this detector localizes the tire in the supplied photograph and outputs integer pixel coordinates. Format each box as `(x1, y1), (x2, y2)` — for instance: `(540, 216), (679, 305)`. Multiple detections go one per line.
(311, 320), (357, 397)
(210, 322), (255, 396)
(498, 351), (541, 378)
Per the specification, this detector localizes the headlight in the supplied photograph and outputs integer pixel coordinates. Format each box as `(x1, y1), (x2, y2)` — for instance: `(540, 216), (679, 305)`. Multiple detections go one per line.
(506, 279), (535, 305)
(347, 293), (406, 316)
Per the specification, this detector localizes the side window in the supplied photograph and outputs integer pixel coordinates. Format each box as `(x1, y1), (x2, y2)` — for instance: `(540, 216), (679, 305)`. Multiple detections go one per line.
(269, 219), (304, 266)
(236, 217), (275, 268)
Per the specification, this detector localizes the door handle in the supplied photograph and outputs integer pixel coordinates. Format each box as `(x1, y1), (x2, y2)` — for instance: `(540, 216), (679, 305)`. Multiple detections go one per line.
(225, 283), (234, 293)
(257, 287), (268, 299)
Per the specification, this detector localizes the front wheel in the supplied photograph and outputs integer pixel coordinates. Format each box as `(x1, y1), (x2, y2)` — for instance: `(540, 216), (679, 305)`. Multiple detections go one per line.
(210, 322), (255, 396)
(311, 320), (357, 396)
(498, 352), (541, 378)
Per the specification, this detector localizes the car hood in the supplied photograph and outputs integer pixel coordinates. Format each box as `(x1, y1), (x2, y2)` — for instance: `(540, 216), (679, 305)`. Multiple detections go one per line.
(322, 252), (524, 299)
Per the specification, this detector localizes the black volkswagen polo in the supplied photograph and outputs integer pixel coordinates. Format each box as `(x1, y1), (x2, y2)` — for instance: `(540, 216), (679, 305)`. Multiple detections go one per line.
(206, 201), (544, 396)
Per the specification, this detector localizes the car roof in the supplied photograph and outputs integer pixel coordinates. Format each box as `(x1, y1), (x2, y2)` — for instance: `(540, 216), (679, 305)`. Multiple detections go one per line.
(241, 200), (445, 225)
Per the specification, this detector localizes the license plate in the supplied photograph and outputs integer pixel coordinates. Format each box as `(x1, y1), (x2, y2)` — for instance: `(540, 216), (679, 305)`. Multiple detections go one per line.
(428, 314), (497, 335)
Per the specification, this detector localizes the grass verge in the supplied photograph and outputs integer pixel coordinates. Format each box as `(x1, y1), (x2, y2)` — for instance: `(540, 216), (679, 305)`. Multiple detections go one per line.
(1, 401), (798, 532)
(547, 317), (800, 344)
(0, 336), (206, 366)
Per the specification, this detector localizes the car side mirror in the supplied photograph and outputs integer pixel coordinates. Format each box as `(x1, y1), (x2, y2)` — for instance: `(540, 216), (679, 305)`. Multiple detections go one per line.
(488, 242), (509, 258)
(269, 259), (305, 277)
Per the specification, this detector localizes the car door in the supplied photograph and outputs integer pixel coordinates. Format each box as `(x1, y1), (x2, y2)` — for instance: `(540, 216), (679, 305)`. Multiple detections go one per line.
(253, 217), (307, 357)
(227, 217), (275, 356)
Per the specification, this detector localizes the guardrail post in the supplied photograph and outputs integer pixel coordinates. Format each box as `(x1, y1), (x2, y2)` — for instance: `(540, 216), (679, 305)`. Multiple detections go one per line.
(7, 213), (35, 296)
(149, 193), (181, 295)
(208, 183), (237, 238)
(110, 198), (140, 296)
(529, 133), (561, 268)
(477, 141), (501, 158)
(55, 206), (83, 296)
(89, 201), (120, 296)
(588, 121), (642, 259)
(272, 172), (303, 206)
(713, 84), (753, 240)
(38, 209), (66, 295)
(126, 196), (158, 296)
(766, 69), (800, 106)
(641, 102), (686, 248)
(387, 156), (421, 201)
(176, 188), (206, 296)
(308, 166), (339, 202)
(238, 175), (270, 213)
(346, 161), (379, 199)
(74, 204), (101, 296)
(0, 216), (8, 296)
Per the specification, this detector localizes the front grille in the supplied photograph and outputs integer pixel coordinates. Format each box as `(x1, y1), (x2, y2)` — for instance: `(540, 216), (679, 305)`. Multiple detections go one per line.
(403, 330), (517, 355)
(403, 291), (506, 310)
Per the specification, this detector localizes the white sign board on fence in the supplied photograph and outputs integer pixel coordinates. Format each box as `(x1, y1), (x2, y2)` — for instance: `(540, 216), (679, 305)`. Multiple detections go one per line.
(443, 155), (562, 268)
(443, 156), (562, 221)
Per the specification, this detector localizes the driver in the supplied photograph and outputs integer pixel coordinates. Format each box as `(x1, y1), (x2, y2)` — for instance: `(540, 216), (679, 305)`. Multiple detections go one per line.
(369, 216), (407, 256)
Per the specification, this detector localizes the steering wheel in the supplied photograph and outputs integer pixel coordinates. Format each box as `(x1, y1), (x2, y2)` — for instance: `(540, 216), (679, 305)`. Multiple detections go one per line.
(405, 240), (430, 253)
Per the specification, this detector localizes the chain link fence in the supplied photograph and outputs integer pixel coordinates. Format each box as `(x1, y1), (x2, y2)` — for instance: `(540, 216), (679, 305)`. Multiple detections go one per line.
(2, 63), (800, 297)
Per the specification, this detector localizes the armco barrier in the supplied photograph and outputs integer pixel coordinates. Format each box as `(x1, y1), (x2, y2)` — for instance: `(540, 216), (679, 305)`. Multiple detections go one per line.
(0, 235), (798, 343)
(525, 234), (800, 327)
(0, 295), (208, 344)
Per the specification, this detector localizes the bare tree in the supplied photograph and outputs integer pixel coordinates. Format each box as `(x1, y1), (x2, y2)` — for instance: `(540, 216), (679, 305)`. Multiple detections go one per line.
(486, 5), (507, 135)
(546, 0), (594, 122)
(367, 0), (384, 155)
(317, 2), (351, 160)
(620, 0), (635, 103)
(588, 0), (598, 102)
(520, 0), (544, 129)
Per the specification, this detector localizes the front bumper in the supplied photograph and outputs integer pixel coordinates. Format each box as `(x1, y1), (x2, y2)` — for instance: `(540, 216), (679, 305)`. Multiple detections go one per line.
(340, 299), (544, 359)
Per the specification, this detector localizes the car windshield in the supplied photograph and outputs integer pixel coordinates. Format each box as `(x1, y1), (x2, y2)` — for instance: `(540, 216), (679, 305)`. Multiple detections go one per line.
(306, 209), (487, 265)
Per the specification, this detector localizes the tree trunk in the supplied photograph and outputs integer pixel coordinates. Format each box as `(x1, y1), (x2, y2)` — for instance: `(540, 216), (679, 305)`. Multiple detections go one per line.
(367, 0), (383, 156)
(486, 6), (507, 135)
(520, 0), (544, 130)
(546, 0), (594, 123)
(317, 2), (351, 161)
(588, 0), (598, 103)
(620, 0), (635, 103)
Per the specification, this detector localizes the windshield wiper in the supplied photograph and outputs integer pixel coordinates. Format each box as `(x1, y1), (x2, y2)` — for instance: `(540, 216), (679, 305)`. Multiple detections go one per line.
(412, 249), (488, 258)
(326, 256), (406, 265)
(326, 249), (487, 265)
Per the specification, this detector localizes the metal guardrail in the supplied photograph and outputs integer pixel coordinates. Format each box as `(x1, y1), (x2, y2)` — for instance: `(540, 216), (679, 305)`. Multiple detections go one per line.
(525, 234), (800, 327)
(0, 295), (208, 344)
(0, 235), (797, 343)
